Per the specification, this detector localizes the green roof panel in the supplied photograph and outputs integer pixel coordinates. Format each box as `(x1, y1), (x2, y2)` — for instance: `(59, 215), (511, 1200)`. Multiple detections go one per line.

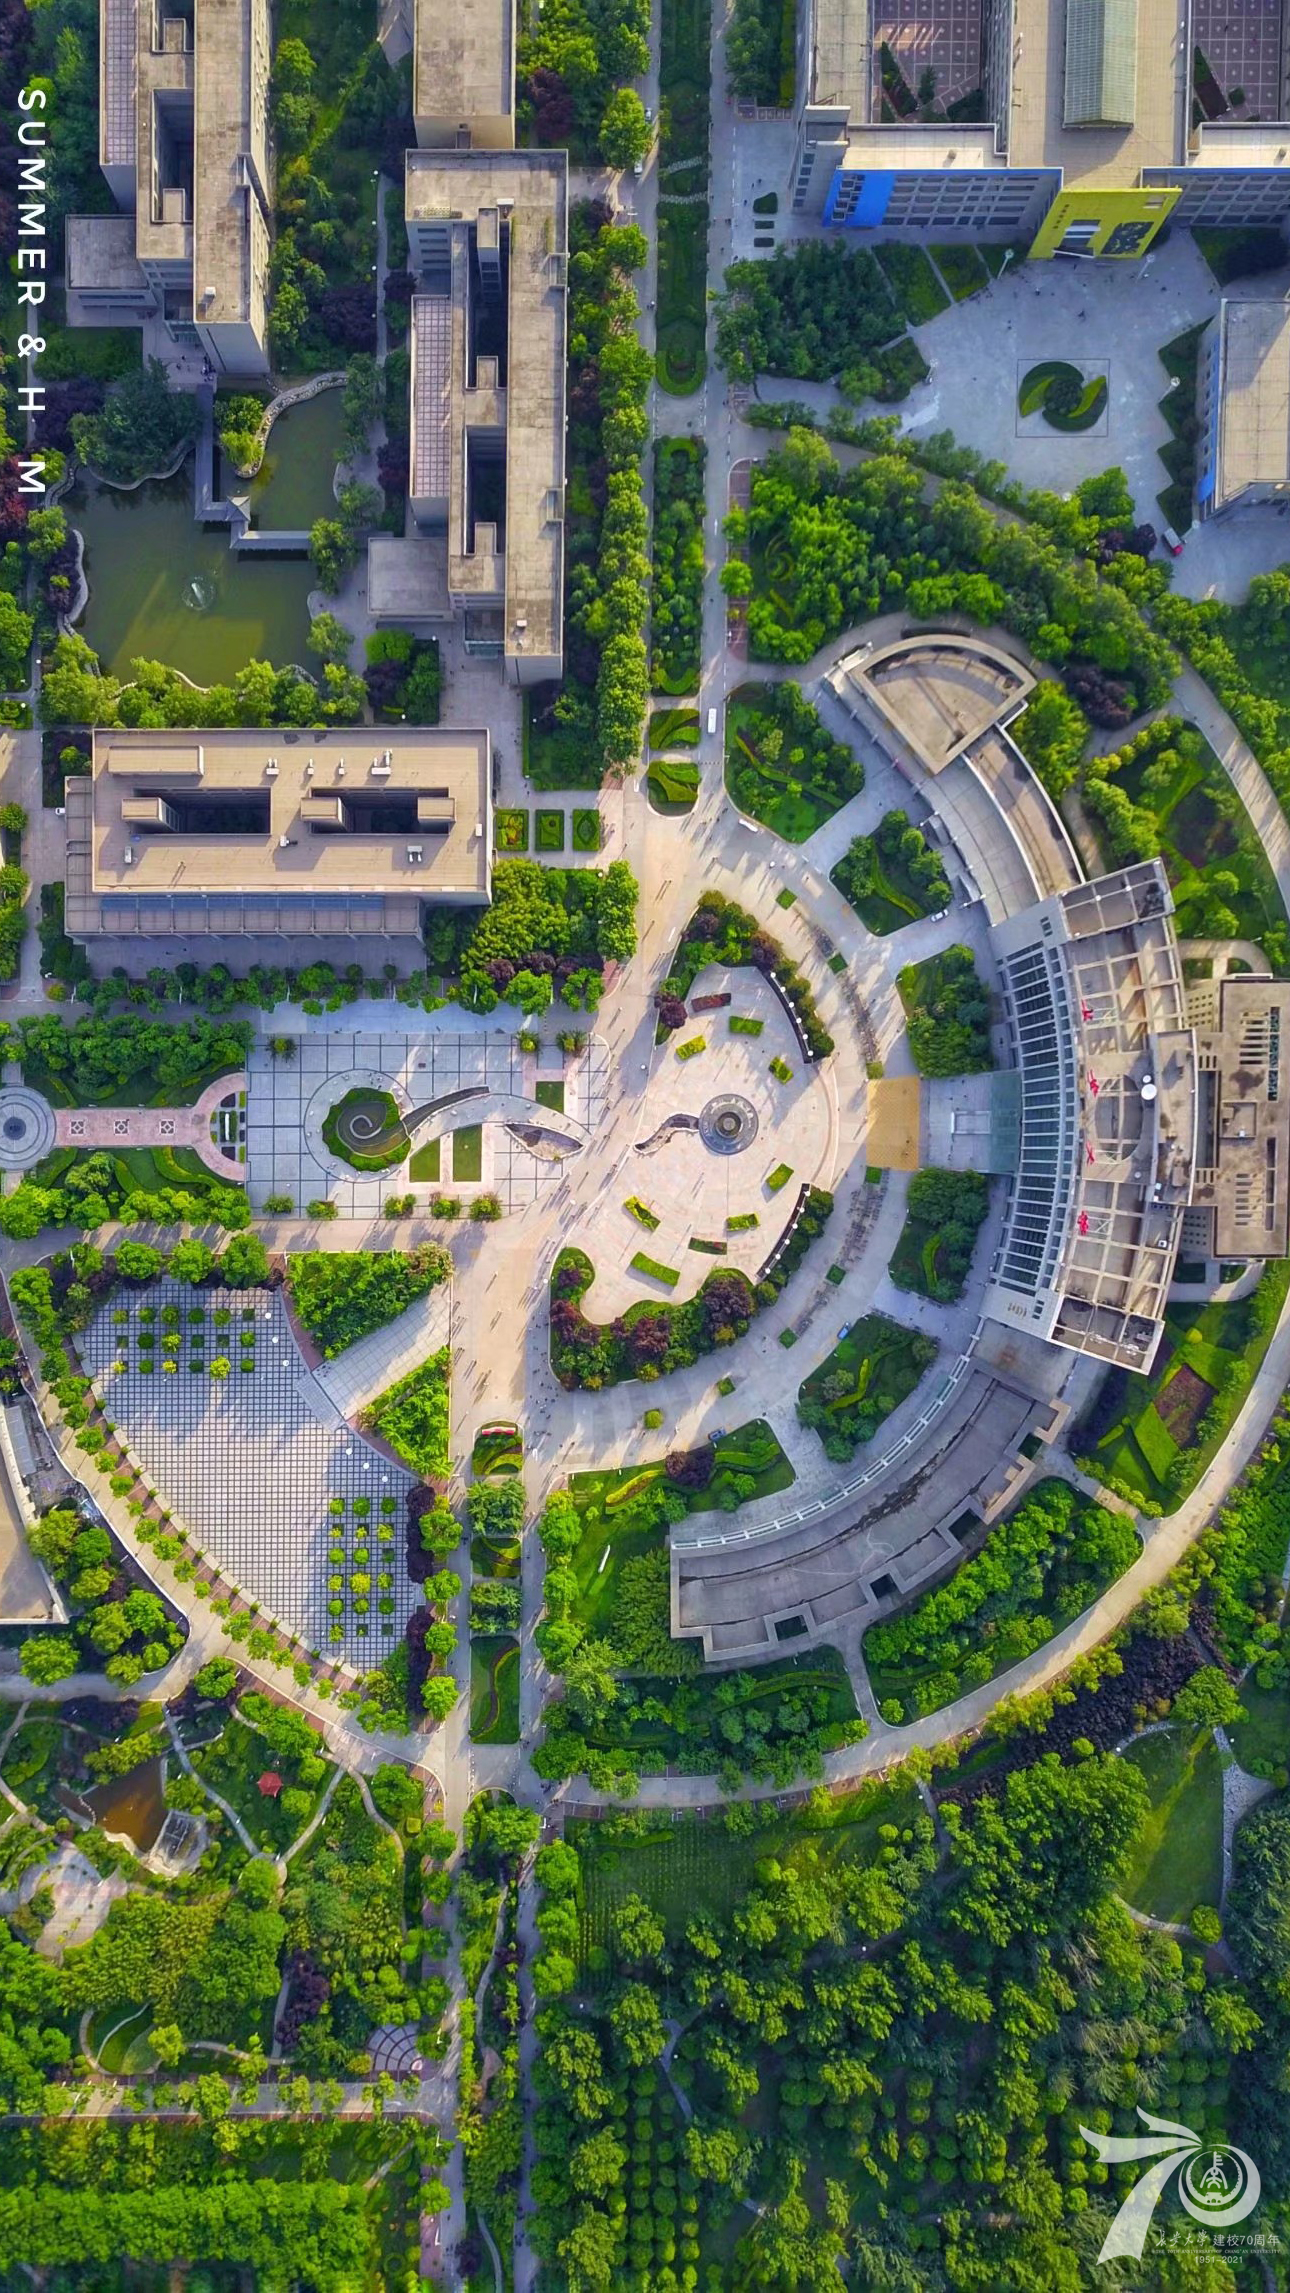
(1063, 0), (1138, 125)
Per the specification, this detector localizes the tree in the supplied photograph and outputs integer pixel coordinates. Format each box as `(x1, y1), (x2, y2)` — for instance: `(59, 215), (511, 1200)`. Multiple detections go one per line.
(369, 1763), (423, 1829)
(307, 612), (353, 667)
(563, 1641), (619, 1726)
(598, 86), (650, 167)
(19, 1634), (79, 1685)
(419, 1499), (463, 1558)
(469, 1797), (539, 1865)
(340, 355), (382, 459)
(220, 1234), (268, 1288)
(1012, 680), (1090, 799)
(114, 1240), (163, 1282)
(614, 1893), (665, 1962)
(151, 2022), (184, 2068)
(168, 1238), (216, 1285)
(309, 518), (357, 595)
(1172, 1666), (1246, 1730)
(609, 1981), (666, 2065)
(68, 359), (199, 486)
(194, 1656), (238, 1700)
(0, 592), (33, 690)
(421, 1674), (458, 1722)
(947, 1752), (1149, 1946)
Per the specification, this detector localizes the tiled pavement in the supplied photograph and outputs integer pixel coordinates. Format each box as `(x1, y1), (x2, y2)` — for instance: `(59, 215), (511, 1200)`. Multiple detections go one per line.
(245, 1029), (611, 1216)
(81, 1283), (417, 1665)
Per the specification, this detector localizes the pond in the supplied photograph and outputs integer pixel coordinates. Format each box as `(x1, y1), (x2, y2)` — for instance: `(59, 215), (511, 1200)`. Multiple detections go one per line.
(245, 388), (345, 531)
(82, 1754), (167, 1853)
(68, 470), (315, 683)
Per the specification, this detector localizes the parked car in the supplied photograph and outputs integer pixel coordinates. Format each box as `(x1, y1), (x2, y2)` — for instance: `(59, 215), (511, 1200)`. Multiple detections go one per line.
(1161, 525), (1185, 556)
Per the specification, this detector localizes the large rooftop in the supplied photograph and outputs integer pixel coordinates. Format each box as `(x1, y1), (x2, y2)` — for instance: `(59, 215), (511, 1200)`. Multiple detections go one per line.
(988, 861), (1196, 1369)
(65, 727), (491, 940)
(1211, 298), (1290, 511)
(1186, 971), (1290, 1260)
(406, 149), (567, 679)
(413, 0), (515, 143)
(193, 0), (270, 336)
(1008, 0), (1189, 181)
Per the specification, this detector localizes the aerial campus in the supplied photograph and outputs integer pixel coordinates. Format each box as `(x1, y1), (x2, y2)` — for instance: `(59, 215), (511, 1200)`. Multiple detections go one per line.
(12, 0), (1290, 2285)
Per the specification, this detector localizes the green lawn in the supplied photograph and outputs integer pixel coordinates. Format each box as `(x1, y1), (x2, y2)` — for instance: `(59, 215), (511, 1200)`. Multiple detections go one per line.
(573, 1776), (919, 1974)
(874, 242), (949, 325)
(1085, 718), (1287, 960)
(470, 1635), (520, 1744)
(797, 1313), (937, 1463)
(830, 813), (951, 935)
(535, 1079), (565, 1112)
(654, 0), (711, 396)
(567, 1419), (795, 1638)
(452, 1125), (483, 1182)
(724, 681), (863, 840)
(1082, 1266), (1290, 1510)
(1118, 1727), (1225, 1922)
(409, 1138), (440, 1182)
(930, 243), (989, 300)
(1229, 1675), (1290, 1776)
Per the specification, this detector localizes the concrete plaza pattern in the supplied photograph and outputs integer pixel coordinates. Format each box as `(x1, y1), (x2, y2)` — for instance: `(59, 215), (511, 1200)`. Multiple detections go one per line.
(245, 1030), (610, 1215)
(80, 1283), (417, 1663)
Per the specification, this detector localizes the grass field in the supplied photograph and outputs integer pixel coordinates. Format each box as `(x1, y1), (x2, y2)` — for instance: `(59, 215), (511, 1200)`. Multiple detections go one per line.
(470, 1635), (520, 1744)
(655, 0), (711, 396)
(797, 1313), (936, 1462)
(572, 1775), (919, 1976)
(1118, 1727), (1224, 1922)
(1229, 1675), (1290, 1775)
(452, 1125), (483, 1183)
(1085, 719), (1287, 959)
(567, 1420), (795, 1637)
(1081, 1267), (1290, 1510)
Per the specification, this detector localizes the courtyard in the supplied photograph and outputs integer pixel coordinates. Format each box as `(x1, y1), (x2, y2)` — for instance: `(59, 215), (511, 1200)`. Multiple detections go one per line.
(245, 1028), (612, 1215)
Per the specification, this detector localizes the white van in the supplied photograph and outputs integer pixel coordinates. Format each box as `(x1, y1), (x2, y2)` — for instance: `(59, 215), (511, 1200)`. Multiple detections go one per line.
(706, 706), (718, 736)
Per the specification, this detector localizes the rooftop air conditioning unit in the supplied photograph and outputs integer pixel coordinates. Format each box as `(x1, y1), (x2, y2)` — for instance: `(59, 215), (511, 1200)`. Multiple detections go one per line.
(266, 757), (279, 778)
(407, 845), (424, 863)
(123, 846), (135, 865)
(371, 758), (392, 778)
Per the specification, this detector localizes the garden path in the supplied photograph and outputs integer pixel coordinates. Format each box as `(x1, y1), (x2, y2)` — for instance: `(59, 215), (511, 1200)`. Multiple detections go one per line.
(51, 1072), (248, 1182)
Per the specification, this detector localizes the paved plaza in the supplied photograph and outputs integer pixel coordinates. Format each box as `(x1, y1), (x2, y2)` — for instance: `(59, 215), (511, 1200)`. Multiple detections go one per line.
(583, 962), (835, 1318)
(245, 1029), (611, 1215)
(81, 1283), (418, 1664)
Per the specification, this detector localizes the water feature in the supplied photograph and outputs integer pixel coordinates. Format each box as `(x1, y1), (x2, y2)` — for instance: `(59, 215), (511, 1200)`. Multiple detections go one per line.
(246, 389), (346, 531)
(69, 470), (315, 682)
(83, 1755), (167, 1853)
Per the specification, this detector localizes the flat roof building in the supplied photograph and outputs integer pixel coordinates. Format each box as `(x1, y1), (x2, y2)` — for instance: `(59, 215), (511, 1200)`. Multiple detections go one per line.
(793, 0), (1290, 254)
(1182, 971), (1290, 1258)
(986, 860), (1196, 1370)
(372, 149), (567, 687)
(412, 0), (516, 147)
(64, 726), (492, 945)
(67, 0), (271, 374)
(1196, 299), (1290, 518)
